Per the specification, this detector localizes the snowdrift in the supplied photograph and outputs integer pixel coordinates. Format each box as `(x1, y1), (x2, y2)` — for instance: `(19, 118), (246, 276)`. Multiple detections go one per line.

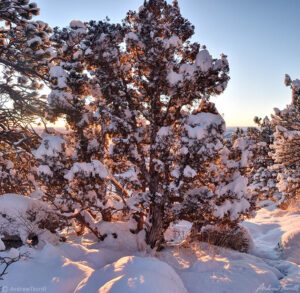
(280, 227), (300, 265)
(75, 256), (187, 293)
(0, 194), (59, 248)
(0, 203), (299, 293)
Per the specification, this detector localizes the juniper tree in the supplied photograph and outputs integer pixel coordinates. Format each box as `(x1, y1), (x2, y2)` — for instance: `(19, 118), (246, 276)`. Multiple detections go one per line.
(37, 0), (256, 249)
(270, 75), (300, 207)
(34, 20), (121, 238)
(230, 117), (278, 204)
(0, 0), (52, 129)
(248, 117), (278, 204)
(173, 102), (255, 239)
(0, 0), (53, 195)
(88, 0), (233, 247)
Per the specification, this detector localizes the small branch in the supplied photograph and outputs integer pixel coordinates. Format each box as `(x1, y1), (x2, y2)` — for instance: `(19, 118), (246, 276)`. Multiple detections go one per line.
(0, 253), (24, 280)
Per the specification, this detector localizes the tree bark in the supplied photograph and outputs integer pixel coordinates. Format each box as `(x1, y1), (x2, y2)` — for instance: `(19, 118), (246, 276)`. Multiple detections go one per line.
(146, 204), (164, 249)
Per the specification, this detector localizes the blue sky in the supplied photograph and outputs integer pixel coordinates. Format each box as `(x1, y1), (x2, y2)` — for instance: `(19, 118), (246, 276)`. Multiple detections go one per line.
(35, 0), (300, 126)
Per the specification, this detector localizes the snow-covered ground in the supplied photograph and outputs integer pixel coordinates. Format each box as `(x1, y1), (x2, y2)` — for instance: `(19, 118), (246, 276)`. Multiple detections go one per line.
(0, 204), (299, 293)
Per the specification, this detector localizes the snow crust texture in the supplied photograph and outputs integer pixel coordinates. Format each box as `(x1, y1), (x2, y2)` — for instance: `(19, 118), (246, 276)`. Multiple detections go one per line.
(1, 204), (300, 293)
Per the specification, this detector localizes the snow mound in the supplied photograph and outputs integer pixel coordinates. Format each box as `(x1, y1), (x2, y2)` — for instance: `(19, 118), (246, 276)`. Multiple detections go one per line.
(160, 244), (281, 293)
(0, 193), (34, 216)
(243, 207), (300, 260)
(280, 228), (300, 265)
(182, 256), (279, 293)
(2, 244), (93, 293)
(243, 207), (300, 290)
(75, 256), (188, 293)
(97, 221), (146, 252)
(0, 194), (59, 246)
(164, 220), (192, 243)
(8, 247), (19, 259)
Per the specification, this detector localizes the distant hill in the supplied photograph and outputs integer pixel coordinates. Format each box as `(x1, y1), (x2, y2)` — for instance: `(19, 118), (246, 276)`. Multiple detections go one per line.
(225, 127), (249, 139)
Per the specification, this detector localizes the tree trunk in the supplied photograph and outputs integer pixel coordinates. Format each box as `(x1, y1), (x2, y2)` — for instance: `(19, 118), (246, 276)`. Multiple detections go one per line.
(190, 222), (201, 238)
(146, 204), (164, 249)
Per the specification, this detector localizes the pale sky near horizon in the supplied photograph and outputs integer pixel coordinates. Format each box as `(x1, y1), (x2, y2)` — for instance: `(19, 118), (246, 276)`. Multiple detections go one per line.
(35, 0), (300, 126)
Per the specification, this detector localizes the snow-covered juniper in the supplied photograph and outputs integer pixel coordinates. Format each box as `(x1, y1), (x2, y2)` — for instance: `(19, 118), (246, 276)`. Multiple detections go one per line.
(35, 0), (257, 249)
